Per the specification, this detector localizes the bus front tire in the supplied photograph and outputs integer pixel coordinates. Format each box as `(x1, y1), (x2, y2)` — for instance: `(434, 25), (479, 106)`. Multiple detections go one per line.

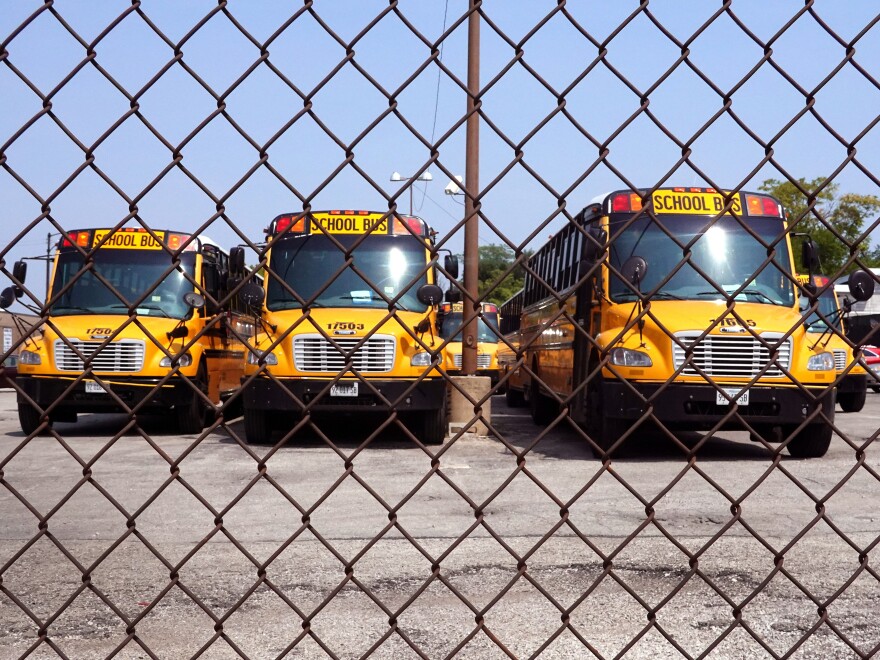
(784, 423), (833, 458)
(244, 408), (272, 445)
(177, 368), (208, 434)
(505, 386), (525, 408)
(838, 389), (866, 413)
(529, 377), (556, 426)
(421, 403), (448, 445)
(18, 403), (49, 436)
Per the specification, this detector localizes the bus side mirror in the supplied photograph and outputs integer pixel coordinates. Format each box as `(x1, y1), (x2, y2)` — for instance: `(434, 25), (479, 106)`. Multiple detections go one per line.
(585, 228), (607, 261)
(239, 283), (265, 310)
(0, 287), (14, 309)
(801, 239), (819, 271)
(417, 284), (443, 306)
(445, 288), (461, 304)
(444, 255), (459, 280)
(230, 247), (245, 276)
(848, 269), (875, 302)
(621, 255), (647, 287)
(183, 292), (206, 309)
(13, 260), (27, 285)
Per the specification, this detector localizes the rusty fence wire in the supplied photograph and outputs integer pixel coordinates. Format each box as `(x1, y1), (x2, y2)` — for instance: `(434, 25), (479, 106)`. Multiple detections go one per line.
(2, 1), (880, 658)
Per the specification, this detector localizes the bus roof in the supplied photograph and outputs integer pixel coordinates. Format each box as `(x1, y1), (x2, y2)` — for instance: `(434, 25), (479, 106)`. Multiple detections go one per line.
(60, 228), (205, 252)
(587, 188), (784, 219)
(269, 211), (432, 239)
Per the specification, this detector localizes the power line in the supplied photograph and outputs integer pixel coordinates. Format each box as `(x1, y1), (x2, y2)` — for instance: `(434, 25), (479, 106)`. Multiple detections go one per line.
(414, 0), (450, 215)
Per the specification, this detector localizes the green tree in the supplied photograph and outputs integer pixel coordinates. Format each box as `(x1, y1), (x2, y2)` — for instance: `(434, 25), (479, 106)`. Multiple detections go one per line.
(758, 178), (880, 276)
(456, 244), (531, 305)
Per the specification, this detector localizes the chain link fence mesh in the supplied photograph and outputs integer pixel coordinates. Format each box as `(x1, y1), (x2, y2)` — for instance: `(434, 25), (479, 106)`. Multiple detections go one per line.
(2, 1), (880, 658)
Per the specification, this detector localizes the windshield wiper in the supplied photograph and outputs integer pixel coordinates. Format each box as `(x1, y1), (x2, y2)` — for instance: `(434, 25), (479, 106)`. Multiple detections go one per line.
(107, 303), (173, 318)
(696, 289), (784, 305)
(50, 305), (96, 315)
(649, 292), (684, 300)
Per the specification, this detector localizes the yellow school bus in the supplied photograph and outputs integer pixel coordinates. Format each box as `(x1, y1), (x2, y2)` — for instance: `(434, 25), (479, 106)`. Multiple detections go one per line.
(497, 289), (527, 406)
(797, 273), (868, 413)
(520, 187), (874, 457)
(1, 227), (250, 435)
(236, 210), (456, 445)
(438, 301), (501, 386)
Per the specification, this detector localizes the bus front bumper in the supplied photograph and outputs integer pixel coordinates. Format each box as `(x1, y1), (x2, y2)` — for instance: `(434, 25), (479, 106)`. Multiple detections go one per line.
(241, 377), (447, 413)
(16, 375), (198, 415)
(600, 381), (835, 430)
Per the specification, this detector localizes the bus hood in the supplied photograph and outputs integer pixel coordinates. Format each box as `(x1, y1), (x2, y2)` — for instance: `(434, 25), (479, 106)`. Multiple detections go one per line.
(265, 306), (435, 340)
(39, 314), (190, 345)
(605, 299), (804, 340)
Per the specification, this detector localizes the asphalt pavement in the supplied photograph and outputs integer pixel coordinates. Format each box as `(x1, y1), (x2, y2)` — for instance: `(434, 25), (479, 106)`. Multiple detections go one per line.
(1, 389), (879, 659)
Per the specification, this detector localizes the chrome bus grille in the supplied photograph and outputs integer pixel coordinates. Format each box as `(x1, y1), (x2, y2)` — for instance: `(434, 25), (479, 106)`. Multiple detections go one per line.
(672, 332), (791, 378)
(452, 353), (491, 368)
(293, 335), (396, 373)
(54, 339), (146, 372)
(833, 349), (847, 371)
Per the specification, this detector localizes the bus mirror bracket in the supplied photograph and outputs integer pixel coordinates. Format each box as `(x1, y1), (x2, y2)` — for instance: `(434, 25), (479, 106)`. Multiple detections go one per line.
(847, 269), (875, 302)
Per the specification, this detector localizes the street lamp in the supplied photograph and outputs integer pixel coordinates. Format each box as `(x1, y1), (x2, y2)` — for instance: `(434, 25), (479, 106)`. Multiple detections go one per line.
(390, 171), (433, 215)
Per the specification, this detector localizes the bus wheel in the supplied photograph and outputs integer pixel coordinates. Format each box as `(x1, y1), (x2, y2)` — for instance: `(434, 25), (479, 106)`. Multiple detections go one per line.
(505, 386), (525, 408)
(529, 374), (556, 426)
(421, 403), (448, 445)
(244, 408), (272, 444)
(18, 403), (50, 436)
(585, 383), (627, 455)
(785, 423), (833, 458)
(838, 389), (866, 413)
(177, 368), (208, 434)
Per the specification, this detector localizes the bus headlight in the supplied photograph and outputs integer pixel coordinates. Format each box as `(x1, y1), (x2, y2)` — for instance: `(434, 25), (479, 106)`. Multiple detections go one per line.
(807, 352), (835, 371)
(609, 348), (653, 367)
(247, 350), (278, 366)
(411, 352), (433, 367)
(19, 350), (41, 365)
(160, 352), (193, 368)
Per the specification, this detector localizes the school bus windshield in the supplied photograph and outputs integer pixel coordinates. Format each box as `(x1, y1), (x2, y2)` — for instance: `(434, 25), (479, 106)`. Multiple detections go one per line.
(800, 286), (842, 332)
(266, 233), (430, 312)
(49, 250), (197, 318)
(608, 214), (795, 306)
(440, 311), (500, 343)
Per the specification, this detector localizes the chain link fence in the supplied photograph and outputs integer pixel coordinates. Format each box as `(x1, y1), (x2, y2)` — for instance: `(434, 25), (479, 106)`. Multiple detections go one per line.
(2, 1), (880, 658)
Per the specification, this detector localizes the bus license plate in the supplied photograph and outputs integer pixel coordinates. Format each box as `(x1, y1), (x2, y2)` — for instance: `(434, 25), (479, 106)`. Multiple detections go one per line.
(85, 381), (106, 394)
(716, 387), (748, 406)
(330, 383), (358, 397)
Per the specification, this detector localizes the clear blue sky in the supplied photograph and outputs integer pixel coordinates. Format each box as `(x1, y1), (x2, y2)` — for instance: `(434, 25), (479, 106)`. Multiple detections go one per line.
(3, 1), (880, 303)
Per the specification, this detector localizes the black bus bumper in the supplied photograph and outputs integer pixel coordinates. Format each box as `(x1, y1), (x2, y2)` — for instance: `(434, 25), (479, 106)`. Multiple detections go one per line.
(242, 377), (447, 413)
(601, 381), (835, 430)
(16, 375), (196, 416)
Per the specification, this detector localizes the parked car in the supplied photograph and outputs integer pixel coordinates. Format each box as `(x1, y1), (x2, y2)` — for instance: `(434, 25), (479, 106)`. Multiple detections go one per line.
(1, 354), (18, 387)
(863, 346), (880, 392)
